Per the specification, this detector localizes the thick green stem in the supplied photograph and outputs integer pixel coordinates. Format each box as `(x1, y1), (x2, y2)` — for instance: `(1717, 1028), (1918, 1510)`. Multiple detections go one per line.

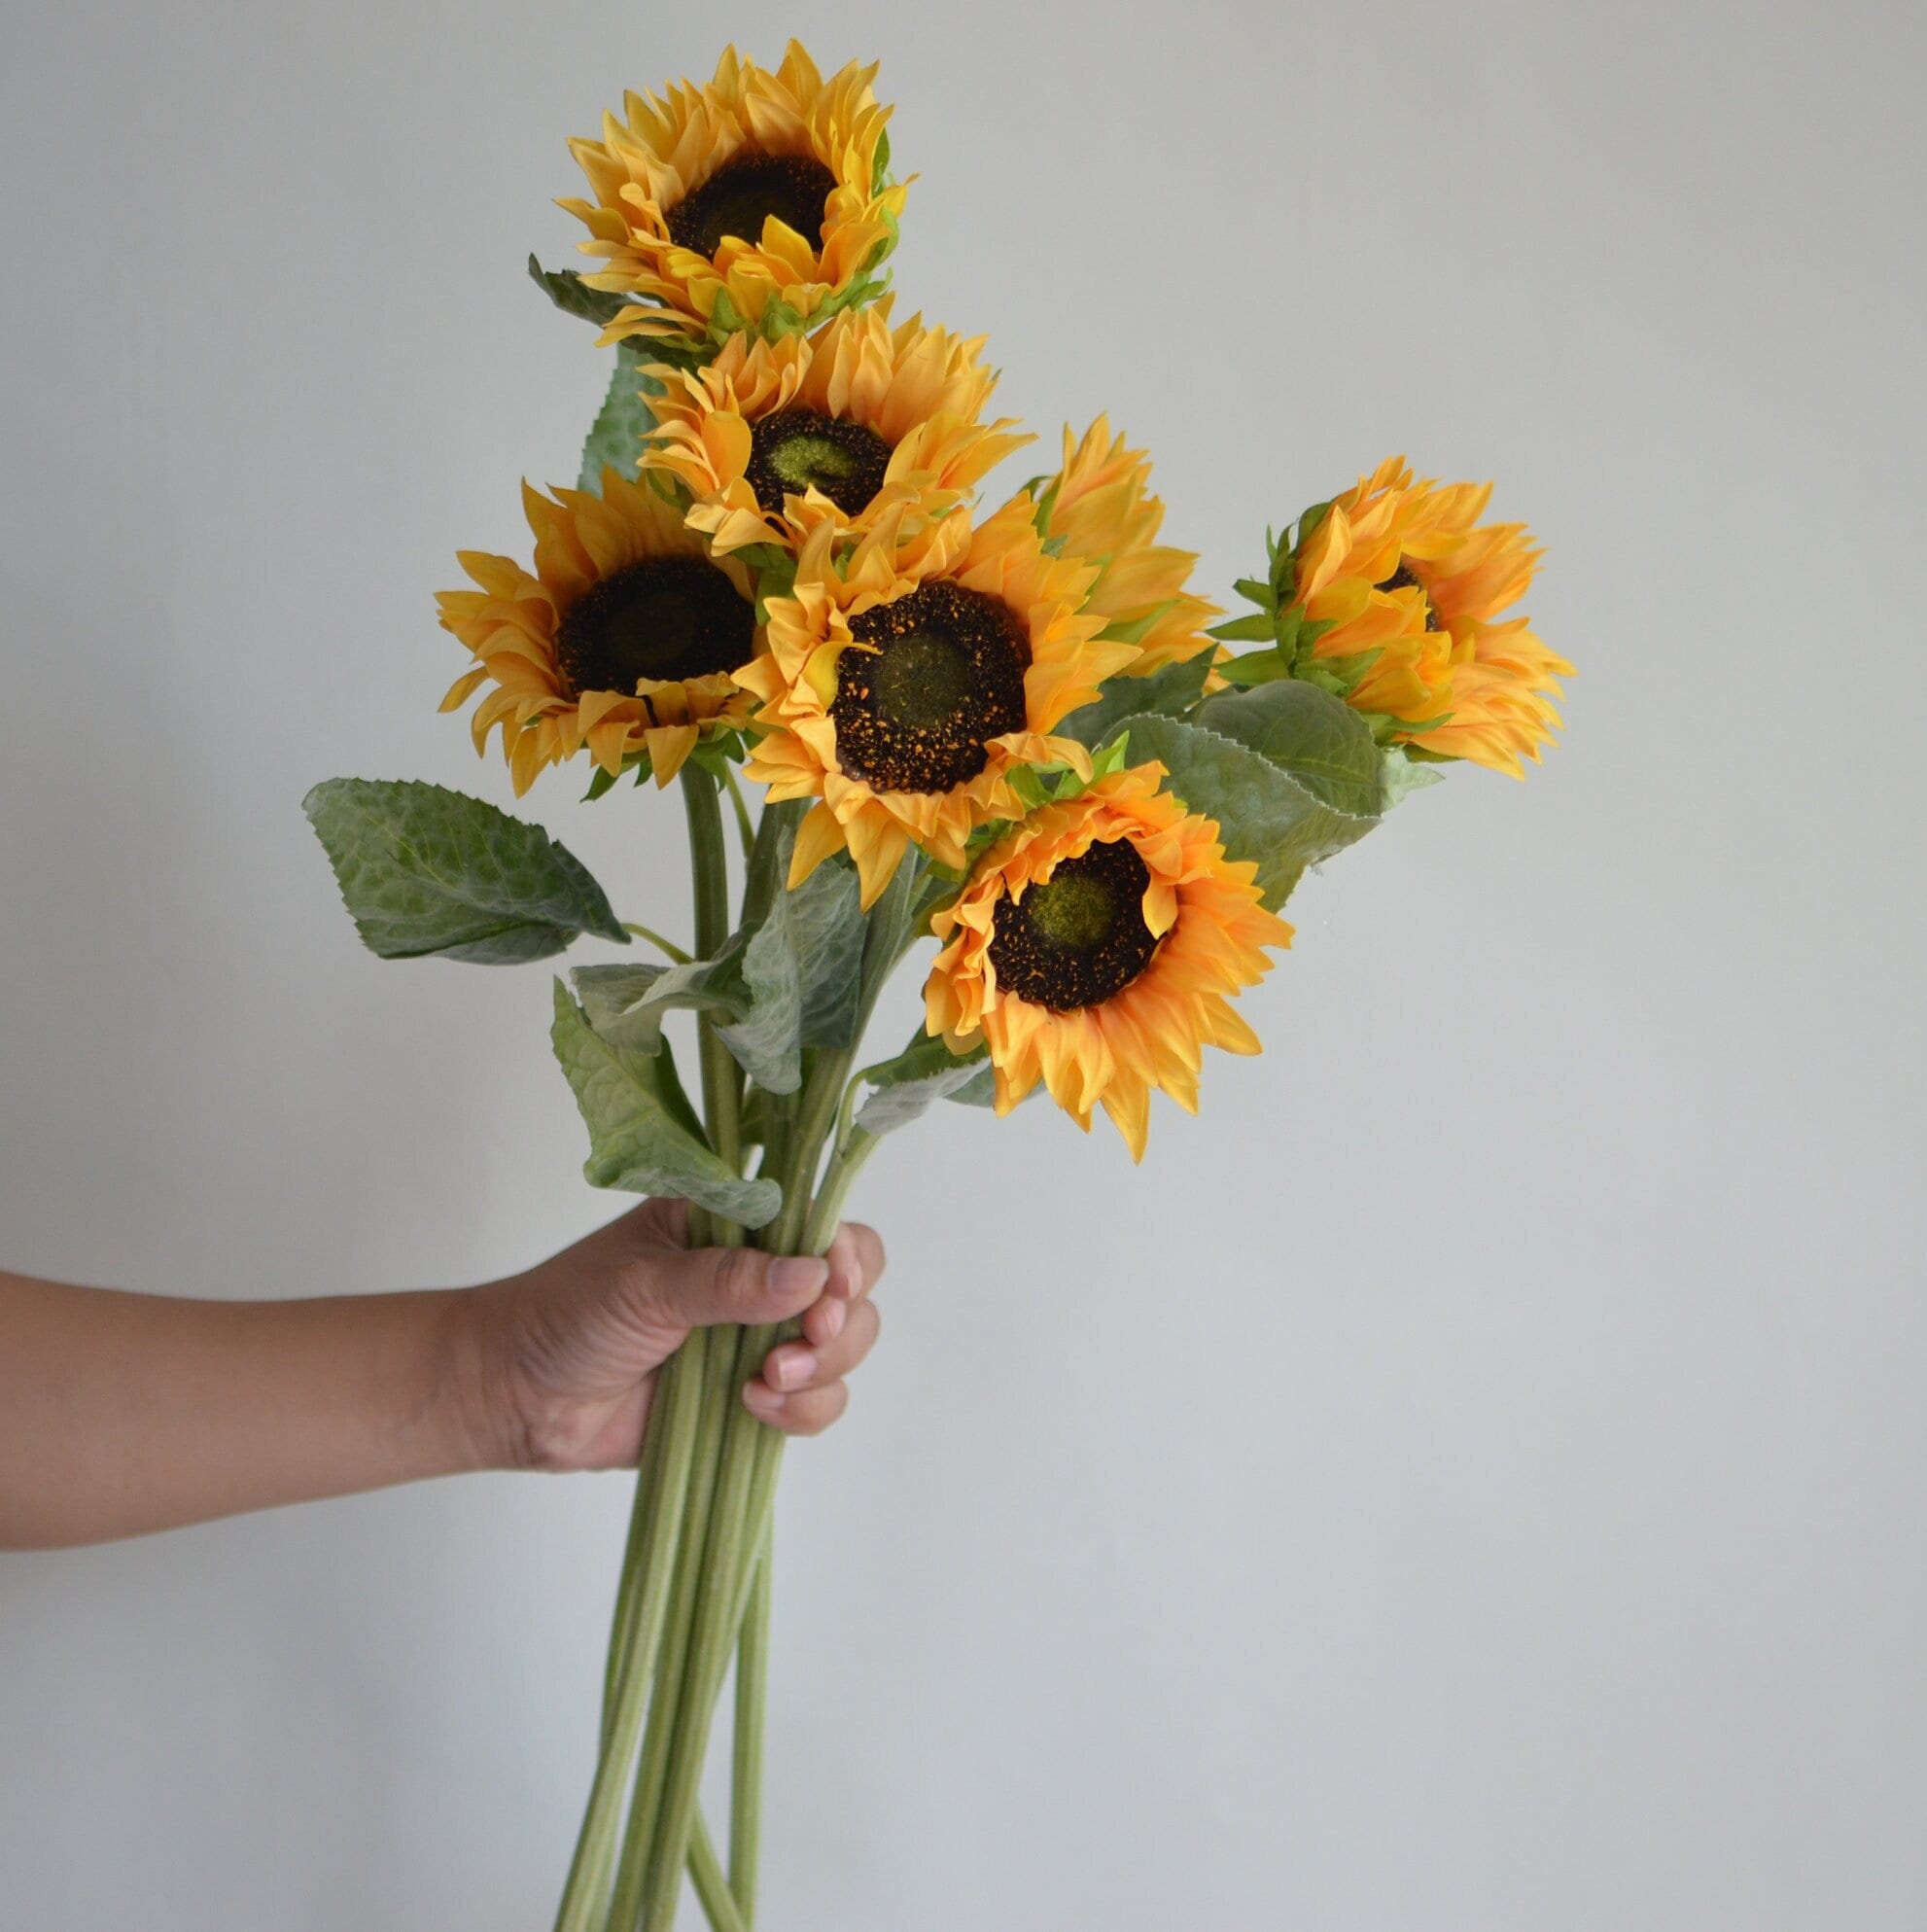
(551, 1332), (707, 1932)
(605, 1333), (740, 1926)
(728, 1537), (771, 1921)
(683, 766), (744, 1245)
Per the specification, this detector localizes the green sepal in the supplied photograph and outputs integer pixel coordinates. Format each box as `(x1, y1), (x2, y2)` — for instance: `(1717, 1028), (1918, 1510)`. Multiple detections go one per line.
(302, 779), (627, 964)
(550, 983), (782, 1228)
(1208, 612), (1279, 645)
(851, 1034), (994, 1138)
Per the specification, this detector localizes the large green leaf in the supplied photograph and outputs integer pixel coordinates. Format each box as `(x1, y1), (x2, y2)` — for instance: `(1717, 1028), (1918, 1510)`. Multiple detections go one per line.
(1111, 715), (1378, 910)
(1193, 680), (1384, 817)
(573, 901), (804, 1095)
(852, 1035), (992, 1138)
(758, 822), (866, 1050)
(303, 779), (628, 964)
(1058, 653), (1212, 752)
(579, 346), (660, 491)
(550, 984), (783, 1228)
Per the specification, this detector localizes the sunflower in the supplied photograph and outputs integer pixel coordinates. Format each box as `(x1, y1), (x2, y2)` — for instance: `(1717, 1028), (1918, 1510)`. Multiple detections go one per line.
(736, 497), (1142, 907)
(1034, 418), (1222, 673)
(1286, 456), (1571, 776)
(924, 764), (1291, 1160)
(561, 42), (905, 346)
(640, 303), (1030, 574)
(438, 470), (757, 794)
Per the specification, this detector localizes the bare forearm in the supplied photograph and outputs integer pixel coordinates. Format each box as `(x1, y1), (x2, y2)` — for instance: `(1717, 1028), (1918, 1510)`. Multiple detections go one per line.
(0, 1272), (489, 1548)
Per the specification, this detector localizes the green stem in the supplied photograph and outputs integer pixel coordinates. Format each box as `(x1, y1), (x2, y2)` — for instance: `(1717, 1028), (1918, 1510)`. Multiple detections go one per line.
(728, 1535), (771, 1920)
(551, 1332), (707, 1932)
(606, 1328), (741, 1926)
(688, 1812), (749, 1932)
(719, 765), (756, 864)
(683, 765), (744, 1247)
(622, 921), (694, 965)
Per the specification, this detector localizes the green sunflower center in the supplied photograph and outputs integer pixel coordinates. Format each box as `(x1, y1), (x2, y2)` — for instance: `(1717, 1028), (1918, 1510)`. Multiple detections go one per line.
(747, 409), (893, 515)
(831, 582), (1032, 794)
(664, 152), (838, 260)
(1379, 561), (1442, 632)
(555, 556), (755, 696)
(989, 837), (1160, 1012)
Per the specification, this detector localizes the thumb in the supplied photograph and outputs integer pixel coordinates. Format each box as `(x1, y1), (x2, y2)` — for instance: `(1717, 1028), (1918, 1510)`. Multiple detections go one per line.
(639, 1243), (829, 1332)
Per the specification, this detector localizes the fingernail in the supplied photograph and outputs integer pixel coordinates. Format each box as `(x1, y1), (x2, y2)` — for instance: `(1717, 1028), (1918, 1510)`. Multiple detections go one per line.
(818, 1297), (847, 1341)
(769, 1256), (828, 1299)
(744, 1382), (785, 1415)
(770, 1347), (818, 1391)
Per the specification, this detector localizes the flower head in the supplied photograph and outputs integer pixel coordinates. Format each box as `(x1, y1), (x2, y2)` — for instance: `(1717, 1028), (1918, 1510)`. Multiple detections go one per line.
(561, 42), (905, 346)
(736, 497), (1140, 907)
(1034, 418), (1221, 674)
(438, 471), (757, 793)
(925, 765), (1291, 1159)
(640, 304), (1029, 573)
(1280, 457), (1571, 776)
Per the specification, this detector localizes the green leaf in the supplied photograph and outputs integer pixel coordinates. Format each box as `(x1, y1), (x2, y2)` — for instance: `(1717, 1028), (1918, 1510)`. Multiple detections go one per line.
(763, 821), (866, 1050)
(579, 346), (659, 492)
(1195, 680), (1384, 818)
(1059, 652), (1213, 751)
(1110, 714), (1378, 910)
(572, 896), (803, 1095)
(852, 1035), (992, 1137)
(526, 256), (633, 327)
(303, 779), (628, 964)
(1381, 746), (1449, 805)
(550, 985), (782, 1227)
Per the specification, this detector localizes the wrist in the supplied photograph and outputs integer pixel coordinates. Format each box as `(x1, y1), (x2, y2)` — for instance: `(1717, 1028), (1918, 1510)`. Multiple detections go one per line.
(432, 1282), (523, 1475)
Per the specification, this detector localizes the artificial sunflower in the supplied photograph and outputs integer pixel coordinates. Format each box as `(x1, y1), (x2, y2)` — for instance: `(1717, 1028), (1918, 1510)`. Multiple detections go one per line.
(737, 497), (1141, 907)
(438, 470), (757, 794)
(925, 764), (1292, 1160)
(641, 303), (1030, 573)
(561, 42), (905, 346)
(1034, 418), (1222, 674)
(1286, 456), (1571, 776)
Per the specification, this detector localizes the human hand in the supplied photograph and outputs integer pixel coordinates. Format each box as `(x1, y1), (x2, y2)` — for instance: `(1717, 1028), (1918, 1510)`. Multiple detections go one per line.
(464, 1199), (886, 1473)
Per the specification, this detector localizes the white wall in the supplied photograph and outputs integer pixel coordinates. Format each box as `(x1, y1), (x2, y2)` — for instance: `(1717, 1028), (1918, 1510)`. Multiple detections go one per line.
(2, 2), (1921, 1926)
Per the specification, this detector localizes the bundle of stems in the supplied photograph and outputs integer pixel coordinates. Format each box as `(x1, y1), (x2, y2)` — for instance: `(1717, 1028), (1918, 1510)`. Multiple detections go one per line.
(553, 770), (921, 1932)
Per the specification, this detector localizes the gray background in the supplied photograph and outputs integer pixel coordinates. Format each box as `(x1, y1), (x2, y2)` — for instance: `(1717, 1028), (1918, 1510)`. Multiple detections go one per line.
(2, 1), (1921, 1926)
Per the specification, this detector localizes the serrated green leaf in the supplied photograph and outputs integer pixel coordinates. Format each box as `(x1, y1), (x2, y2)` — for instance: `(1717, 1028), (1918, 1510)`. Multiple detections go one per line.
(1059, 652), (1212, 751)
(714, 890), (803, 1092)
(527, 256), (633, 326)
(1194, 681), (1384, 818)
(1111, 715), (1377, 910)
(550, 985), (782, 1227)
(852, 1035), (992, 1138)
(303, 779), (628, 964)
(579, 346), (658, 492)
(768, 825), (866, 1049)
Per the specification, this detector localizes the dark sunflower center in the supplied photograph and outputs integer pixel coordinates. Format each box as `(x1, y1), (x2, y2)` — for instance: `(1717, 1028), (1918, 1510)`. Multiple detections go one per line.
(989, 837), (1160, 1012)
(830, 582), (1031, 794)
(1378, 561), (1442, 631)
(664, 152), (838, 259)
(554, 556), (755, 696)
(746, 409), (893, 515)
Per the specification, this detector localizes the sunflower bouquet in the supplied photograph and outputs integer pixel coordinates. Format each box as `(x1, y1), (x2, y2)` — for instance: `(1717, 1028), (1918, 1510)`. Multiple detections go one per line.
(303, 41), (1570, 1931)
